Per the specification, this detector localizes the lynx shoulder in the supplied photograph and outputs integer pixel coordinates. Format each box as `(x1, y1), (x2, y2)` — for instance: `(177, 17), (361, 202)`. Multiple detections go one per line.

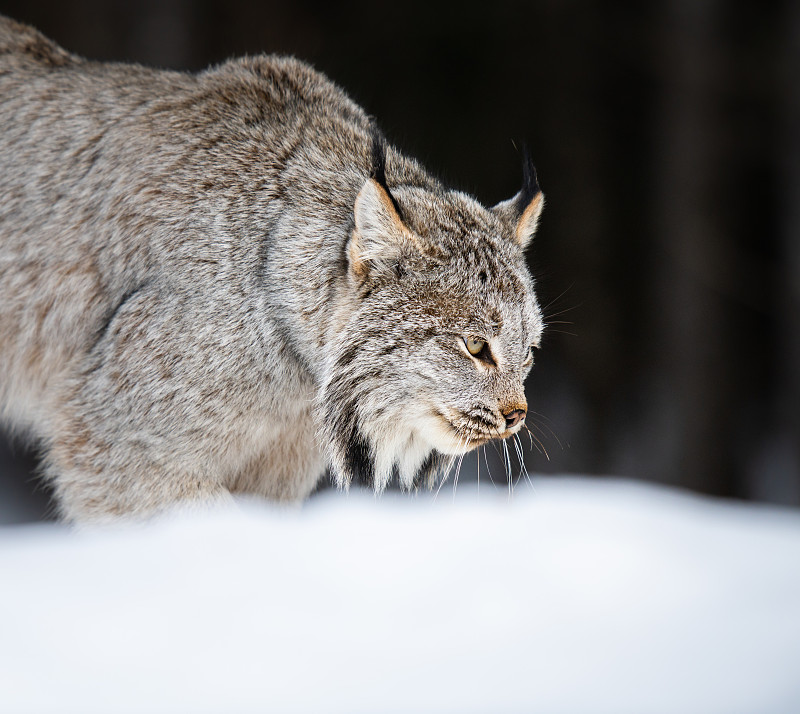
(0, 15), (546, 522)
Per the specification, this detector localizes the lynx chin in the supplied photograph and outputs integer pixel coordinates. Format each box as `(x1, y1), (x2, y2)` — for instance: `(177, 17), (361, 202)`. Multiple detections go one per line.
(0, 16), (546, 523)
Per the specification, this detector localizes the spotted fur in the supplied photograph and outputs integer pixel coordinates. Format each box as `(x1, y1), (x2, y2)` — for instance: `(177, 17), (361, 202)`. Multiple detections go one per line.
(0, 16), (545, 522)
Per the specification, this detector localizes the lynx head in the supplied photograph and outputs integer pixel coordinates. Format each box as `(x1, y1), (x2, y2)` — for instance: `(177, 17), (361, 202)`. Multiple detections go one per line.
(320, 134), (545, 492)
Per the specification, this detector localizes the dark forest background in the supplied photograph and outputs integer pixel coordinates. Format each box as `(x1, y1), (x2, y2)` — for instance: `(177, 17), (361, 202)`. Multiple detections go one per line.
(1, 0), (798, 522)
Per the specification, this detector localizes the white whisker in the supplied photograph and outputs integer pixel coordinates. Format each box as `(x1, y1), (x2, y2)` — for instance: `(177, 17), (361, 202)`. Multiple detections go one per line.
(476, 443), (480, 494)
(434, 432), (467, 502)
(524, 424), (550, 461)
(527, 412), (566, 451)
(502, 439), (512, 498)
(540, 283), (577, 316)
(514, 433), (535, 491)
(452, 432), (469, 502)
(483, 443), (497, 489)
(512, 433), (524, 477)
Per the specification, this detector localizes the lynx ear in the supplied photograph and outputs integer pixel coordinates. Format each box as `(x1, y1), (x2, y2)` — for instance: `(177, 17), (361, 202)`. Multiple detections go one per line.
(492, 148), (544, 249)
(349, 178), (420, 279)
(349, 128), (423, 280)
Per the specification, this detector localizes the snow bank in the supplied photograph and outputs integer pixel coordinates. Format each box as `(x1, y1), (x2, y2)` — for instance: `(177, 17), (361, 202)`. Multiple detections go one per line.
(1, 477), (799, 713)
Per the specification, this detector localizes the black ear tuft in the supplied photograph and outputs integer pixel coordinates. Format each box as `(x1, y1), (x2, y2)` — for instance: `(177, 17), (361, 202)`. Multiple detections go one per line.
(515, 143), (540, 215)
(490, 143), (545, 248)
(369, 123), (388, 187)
(369, 122), (403, 217)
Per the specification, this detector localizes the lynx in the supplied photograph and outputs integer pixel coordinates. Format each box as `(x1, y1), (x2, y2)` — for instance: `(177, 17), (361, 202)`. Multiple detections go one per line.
(0, 16), (545, 522)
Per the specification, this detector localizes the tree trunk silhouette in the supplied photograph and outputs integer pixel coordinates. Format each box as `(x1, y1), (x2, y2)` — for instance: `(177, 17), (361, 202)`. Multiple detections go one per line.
(649, 0), (735, 494)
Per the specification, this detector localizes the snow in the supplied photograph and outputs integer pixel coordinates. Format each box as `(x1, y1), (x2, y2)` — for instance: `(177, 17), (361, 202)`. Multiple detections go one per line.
(1, 476), (799, 713)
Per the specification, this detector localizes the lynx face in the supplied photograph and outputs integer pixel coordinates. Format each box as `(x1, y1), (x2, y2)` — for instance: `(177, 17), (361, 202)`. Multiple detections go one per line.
(321, 147), (544, 492)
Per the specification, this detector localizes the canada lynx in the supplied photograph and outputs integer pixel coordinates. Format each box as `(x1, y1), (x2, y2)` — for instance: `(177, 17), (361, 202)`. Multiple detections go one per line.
(0, 16), (545, 522)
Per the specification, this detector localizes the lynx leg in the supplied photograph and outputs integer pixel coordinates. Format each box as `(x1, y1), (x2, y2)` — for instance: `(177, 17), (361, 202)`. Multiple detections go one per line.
(45, 283), (273, 523)
(229, 422), (327, 502)
(49, 458), (234, 524)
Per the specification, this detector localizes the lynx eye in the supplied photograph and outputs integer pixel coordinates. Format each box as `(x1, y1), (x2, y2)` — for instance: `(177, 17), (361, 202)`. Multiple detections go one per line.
(465, 336), (486, 356)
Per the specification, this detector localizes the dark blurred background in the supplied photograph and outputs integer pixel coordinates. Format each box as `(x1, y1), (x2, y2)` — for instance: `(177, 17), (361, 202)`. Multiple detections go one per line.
(1, 0), (798, 522)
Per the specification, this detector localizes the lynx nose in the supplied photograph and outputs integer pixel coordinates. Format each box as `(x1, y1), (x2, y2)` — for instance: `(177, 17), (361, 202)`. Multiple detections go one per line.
(503, 408), (526, 430)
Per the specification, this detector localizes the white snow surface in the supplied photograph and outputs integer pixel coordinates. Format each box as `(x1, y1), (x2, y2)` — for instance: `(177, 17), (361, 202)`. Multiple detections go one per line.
(1, 476), (799, 714)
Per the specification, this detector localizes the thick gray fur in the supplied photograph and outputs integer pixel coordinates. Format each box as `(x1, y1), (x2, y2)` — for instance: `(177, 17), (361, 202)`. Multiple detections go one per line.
(0, 16), (546, 522)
